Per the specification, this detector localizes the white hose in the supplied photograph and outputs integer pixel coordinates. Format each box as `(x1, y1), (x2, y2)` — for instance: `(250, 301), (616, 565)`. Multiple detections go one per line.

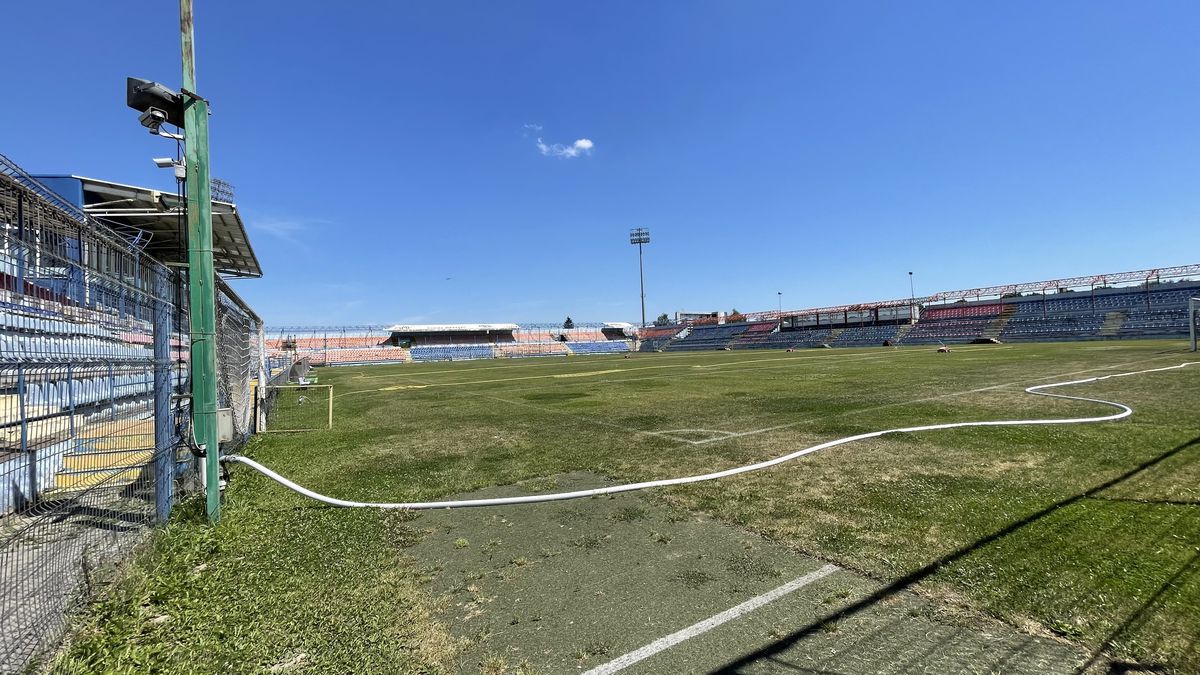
(224, 361), (1195, 510)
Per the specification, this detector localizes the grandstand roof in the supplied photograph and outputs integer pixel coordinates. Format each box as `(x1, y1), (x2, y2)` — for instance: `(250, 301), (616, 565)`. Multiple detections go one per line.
(43, 175), (262, 278)
(925, 264), (1200, 303)
(745, 263), (1200, 323)
(386, 323), (520, 333)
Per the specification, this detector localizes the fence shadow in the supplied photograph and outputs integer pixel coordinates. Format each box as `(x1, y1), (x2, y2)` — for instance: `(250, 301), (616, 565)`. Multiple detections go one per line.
(710, 434), (1200, 674)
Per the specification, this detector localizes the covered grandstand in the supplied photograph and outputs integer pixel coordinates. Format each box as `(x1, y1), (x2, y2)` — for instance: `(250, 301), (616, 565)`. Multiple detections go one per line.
(269, 322), (635, 365)
(266, 265), (1200, 365)
(649, 265), (1200, 352)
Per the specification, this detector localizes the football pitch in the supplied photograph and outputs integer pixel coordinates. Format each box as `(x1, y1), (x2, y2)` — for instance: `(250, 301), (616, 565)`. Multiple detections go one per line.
(56, 341), (1199, 673)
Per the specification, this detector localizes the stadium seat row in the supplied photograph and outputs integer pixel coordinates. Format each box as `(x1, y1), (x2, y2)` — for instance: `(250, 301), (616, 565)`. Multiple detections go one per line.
(566, 341), (630, 354)
(18, 372), (163, 409)
(0, 334), (153, 362)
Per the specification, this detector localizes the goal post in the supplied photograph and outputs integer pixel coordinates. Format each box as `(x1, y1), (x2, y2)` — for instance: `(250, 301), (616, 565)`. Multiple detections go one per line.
(258, 384), (334, 433)
(1191, 297), (1199, 352)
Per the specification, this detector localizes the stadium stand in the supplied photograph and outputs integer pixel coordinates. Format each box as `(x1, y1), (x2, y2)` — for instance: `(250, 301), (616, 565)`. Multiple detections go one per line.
(496, 342), (570, 358)
(665, 323), (751, 351)
(999, 315), (1105, 341)
(322, 347), (409, 365)
(727, 322), (777, 348)
(265, 275), (1200, 367)
(409, 344), (494, 362)
(728, 326), (834, 350)
(832, 324), (901, 346)
(921, 303), (1002, 320)
(636, 326), (683, 352)
(566, 341), (630, 355)
(901, 317), (994, 344)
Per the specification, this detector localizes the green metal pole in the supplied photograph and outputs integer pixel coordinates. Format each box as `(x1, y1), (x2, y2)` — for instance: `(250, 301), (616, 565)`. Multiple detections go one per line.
(181, 0), (221, 523)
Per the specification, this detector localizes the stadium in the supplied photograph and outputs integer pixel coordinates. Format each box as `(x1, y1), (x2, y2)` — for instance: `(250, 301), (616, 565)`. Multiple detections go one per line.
(2, 3), (1200, 675)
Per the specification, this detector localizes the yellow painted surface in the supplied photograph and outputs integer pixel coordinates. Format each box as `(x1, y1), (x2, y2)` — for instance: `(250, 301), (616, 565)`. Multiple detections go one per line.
(62, 449), (154, 470)
(51, 466), (145, 491)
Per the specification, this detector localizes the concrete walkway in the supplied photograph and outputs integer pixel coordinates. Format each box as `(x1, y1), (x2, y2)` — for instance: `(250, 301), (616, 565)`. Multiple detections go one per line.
(405, 473), (1089, 674)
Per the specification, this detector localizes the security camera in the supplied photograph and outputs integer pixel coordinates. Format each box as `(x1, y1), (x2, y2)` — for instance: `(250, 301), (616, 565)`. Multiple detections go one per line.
(152, 157), (186, 180)
(138, 108), (168, 131)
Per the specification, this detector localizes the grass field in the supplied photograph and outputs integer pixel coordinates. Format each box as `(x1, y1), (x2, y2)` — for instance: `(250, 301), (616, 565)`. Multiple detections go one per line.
(52, 341), (1200, 673)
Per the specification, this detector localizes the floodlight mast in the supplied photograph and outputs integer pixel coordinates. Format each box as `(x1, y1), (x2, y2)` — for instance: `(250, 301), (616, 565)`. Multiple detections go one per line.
(630, 228), (650, 327)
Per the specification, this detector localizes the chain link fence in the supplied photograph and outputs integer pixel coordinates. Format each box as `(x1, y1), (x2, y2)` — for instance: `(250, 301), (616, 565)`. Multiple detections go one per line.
(215, 280), (259, 446)
(0, 153), (259, 672)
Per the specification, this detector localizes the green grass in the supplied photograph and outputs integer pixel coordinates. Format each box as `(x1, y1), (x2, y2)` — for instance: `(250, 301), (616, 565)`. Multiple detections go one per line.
(52, 341), (1200, 672)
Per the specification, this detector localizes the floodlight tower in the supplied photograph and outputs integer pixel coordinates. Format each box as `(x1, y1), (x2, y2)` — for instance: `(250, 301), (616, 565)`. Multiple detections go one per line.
(630, 228), (650, 327)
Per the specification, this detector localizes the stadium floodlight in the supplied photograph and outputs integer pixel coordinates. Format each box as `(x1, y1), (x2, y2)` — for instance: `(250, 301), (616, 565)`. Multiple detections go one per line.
(630, 228), (650, 327)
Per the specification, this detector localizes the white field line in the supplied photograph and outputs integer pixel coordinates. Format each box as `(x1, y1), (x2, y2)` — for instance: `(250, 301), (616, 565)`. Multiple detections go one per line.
(688, 353), (1186, 445)
(335, 348), (930, 396)
(493, 352), (1190, 449)
(582, 564), (840, 675)
(685, 345), (1013, 370)
(340, 351), (1187, 452)
(228, 362), (1196, 509)
(479, 393), (687, 444)
(644, 429), (741, 445)
(692, 424), (797, 445)
(340, 344), (1173, 402)
(471, 350), (947, 446)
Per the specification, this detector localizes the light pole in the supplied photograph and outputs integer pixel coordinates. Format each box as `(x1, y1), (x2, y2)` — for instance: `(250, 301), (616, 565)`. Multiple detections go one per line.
(777, 291), (782, 326)
(630, 228), (650, 327)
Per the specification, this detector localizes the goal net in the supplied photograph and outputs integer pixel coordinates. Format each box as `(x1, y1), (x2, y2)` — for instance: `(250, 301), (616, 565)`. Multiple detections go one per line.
(259, 384), (334, 433)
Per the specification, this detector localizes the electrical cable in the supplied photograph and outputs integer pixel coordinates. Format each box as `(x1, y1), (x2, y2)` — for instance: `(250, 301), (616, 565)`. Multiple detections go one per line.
(224, 361), (1196, 510)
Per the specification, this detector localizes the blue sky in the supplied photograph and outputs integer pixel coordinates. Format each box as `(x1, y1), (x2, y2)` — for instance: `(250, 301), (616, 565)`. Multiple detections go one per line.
(3, 1), (1198, 326)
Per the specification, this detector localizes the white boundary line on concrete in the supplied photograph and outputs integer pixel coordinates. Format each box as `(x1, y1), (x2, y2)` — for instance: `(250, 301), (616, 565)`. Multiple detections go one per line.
(582, 564), (840, 675)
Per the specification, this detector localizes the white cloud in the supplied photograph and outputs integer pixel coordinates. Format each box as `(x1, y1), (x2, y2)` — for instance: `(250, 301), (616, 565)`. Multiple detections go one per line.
(523, 123), (543, 132)
(251, 217), (308, 245)
(536, 136), (595, 158)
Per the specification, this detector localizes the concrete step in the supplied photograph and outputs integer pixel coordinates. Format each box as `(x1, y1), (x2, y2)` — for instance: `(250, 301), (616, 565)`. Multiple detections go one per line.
(1099, 311), (1128, 336)
(982, 305), (1018, 338)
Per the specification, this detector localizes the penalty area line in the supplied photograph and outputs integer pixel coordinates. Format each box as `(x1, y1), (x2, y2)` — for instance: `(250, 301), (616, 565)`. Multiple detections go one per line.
(583, 564), (839, 675)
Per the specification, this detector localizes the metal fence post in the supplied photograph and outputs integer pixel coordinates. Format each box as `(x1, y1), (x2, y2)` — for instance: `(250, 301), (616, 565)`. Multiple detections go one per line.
(153, 265), (174, 523)
(17, 365), (32, 509)
(256, 323), (267, 433)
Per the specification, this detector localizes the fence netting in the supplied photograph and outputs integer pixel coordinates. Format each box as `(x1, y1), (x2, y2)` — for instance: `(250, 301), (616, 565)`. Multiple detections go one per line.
(216, 282), (258, 447)
(0, 152), (260, 671)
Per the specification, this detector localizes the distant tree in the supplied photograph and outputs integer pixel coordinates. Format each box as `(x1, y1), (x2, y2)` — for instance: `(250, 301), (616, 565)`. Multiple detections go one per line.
(654, 313), (671, 326)
(563, 316), (575, 329)
(727, 308), (746, 323)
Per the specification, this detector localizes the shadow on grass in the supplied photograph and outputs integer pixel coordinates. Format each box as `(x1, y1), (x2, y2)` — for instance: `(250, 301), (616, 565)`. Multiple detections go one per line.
(1077, 547), (1200, 674)
(710, 434), (1200, 674)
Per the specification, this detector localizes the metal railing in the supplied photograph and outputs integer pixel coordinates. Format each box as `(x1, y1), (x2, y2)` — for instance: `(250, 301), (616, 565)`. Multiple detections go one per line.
(0, 154), (238, 671)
